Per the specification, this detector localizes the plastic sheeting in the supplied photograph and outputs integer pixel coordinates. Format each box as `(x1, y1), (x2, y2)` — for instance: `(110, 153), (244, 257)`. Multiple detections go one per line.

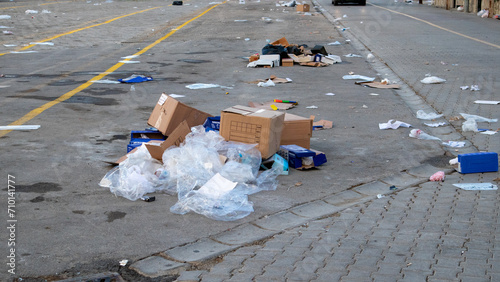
(100, 126), (283, 221)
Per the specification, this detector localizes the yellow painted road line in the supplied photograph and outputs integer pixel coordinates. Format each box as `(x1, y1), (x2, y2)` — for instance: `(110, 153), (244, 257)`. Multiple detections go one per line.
(0, 2), (225, 137)
(0, 6), (161, 57)
(370, 3), (500, 49)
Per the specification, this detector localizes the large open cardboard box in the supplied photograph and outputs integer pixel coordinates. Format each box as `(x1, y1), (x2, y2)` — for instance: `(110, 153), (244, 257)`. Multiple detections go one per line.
(220, 105), (285, 159)
(281, 113), (313, 149)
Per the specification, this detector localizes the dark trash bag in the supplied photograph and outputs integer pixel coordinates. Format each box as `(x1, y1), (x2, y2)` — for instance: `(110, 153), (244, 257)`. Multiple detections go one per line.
(262, 44), (288, 62)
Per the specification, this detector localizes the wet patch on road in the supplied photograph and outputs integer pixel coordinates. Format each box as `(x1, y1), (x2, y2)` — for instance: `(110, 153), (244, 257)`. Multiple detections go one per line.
(30, 196), (45, 203)
(5, 182), (62, 193)
(49, 79), (88, 86)
(72, 210), (86, 214)
(178, 59), (212, 63)
(105, 211), (126, 222)
(9, 95), (118, 106)
(81, 87), (128, 95)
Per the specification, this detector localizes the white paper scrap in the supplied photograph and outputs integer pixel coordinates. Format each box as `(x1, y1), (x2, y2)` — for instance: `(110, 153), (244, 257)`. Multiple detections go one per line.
(10, 51), (38, 54)
(379, 120), (411, 130)
(121, 55), (139, 59)
(30, 42), (54, 46)
(460, 113), (498, 123)
(453, 183), (497, 191)
(416, 110), (443, 120)
(325, 93), (335, 96)
(480, 130), (498, 135)
(169, 94), (185, 98)
(0, 125), (40, 131)
(344, 53), (362, 58)
(306, 105), (318, 109)
(474, 100), (500, 105)
(186, 83), (221, 89)
(119, 60), (140, 64)
(424, 122), (447, 127)
(197, 173), (237, 199)
(442, 141), (466, 148)
(342, 75), (375, 81)
(328, 41), (341, 45)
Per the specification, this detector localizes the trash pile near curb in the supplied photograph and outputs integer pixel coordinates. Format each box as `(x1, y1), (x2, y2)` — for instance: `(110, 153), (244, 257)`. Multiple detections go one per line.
(100, 93), (330, 221)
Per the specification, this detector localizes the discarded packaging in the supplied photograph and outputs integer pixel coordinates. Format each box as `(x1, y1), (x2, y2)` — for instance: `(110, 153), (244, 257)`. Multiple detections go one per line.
(342, 75), (375, 81)
(281, 113), (313, 149)
(462, 119), (478, 132)
(220, 105), (285, 159)
(416, 110), (443, 120)
(453, 183), (497, 191)
(118, 75), (153, 83)
(379, 120), (411, 130)
(409, 129), (441, 141)
(474, 100), (500, 105)
(0, 15), (12, 20)
(442, 141), (465, 147)
(460, 113), (497, 123)
(328, 41), (341, 45)
(470, 85), (480, 91)
(0, 125), (41, 131)
(425, 122), (447, 127)
(344, 53), (362, 58)
(356, 81), (400, 89)
(421, 76), (446, 84)
(457, 152), (498, 174)
(91, 79), (121, 84)
(258, 79), (276, 87)
(185, 83), (221, 89)
(429, 171), (445, 182)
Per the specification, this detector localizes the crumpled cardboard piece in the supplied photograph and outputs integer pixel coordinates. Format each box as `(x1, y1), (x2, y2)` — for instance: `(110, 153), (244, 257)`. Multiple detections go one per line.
(355, 81), (400, 89)
(248, 75), (292, 84)
(299, 62), (328, 67)
(248, 101), (296, 110)
(310, 115), (333, 129)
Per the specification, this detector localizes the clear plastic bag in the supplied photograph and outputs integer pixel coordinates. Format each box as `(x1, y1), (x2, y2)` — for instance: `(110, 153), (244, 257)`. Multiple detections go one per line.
(462, 119), (478, 132)
(409, 129), (441, 141)
(99, 145), (165, 201)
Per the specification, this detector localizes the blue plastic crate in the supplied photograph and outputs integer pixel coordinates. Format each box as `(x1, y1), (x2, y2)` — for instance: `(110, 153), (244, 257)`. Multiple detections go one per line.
(203, 116), (221, 132)
(130, 129), (166, 143)
(457, 152), (498, 174)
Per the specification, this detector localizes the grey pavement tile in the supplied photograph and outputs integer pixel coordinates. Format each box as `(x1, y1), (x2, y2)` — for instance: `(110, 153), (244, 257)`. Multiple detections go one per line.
(405, 259), (433, 271)
(460, 263), (488, 277)
(176, 270), (206, 282)
(371, 273), (401, 282)
(381, 172), (426, 189)
(323, 189), (365, 206)
(376, 263), (404, 276)
(230, 245), (263, 256)
(129, 256), (187, 278)
(353, 181), (392, 196)
(290, 200), (343, 219)
(253, 211), (309, 231)
(456, 275), (491, 282)
(212, 223), (275, 246)
(430, 266), (463, 280)
(348, 255), (380, 271)
(401, 269), (433, 281)
(165, 238), (238, 263)
(267, 255), (301, 268)
(312, 270), (345, 282)
(262, 265), (293, 276)
(408, 164), (453, 177)
(200, 274), (230, 282)
(410, 251), (437, 261)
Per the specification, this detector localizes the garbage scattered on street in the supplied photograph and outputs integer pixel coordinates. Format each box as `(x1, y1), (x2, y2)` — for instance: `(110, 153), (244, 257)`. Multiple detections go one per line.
(258, 79), (276, 87)
(460, 113), (498, 123)
(409, 129), (441, 140)
(474, 100), (500, 105)
(119, 259), (128, 267)
(355, 80), (400, 89)
(425, 122), (447, 127)
(462, 118), (478, 132)
(0, 125), (41, 131)
(325, 93), (335, 96)
(377, 194), (385, 199)
(416, 110), (443, 120)
(10, 51), (38, 54)
(0, 15), (12, 20)
(168, 94), (185, 98)
(119, 60), (140, 64)
(442, 141), (465, 147)
(185, 83), (222, 89)
(420, 76), (446, 84)
(379, 120), (411, 130)
(306, 105), (318, 109)
(457, 152), (498, 173)
(344, 53), (362, 58)
(30, 42), (54, 46)
(118, 75), (153, 83)
(453, 183), (497, 191)
(91, 79), (121, 84)
(328, 41), (341, 45)
(480, 130), (498, 135)
(429, 171), (445, 181)
(342, 74), (375, 81)
(25, 10), (39, 14)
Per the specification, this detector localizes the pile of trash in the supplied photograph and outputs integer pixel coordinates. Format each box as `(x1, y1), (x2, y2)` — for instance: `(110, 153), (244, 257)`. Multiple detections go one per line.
(100, 126), (283, 221)
(247, 37), (342, 68)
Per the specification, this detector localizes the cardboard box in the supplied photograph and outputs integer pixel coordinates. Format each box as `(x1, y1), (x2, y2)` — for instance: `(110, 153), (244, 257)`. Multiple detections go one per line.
(281, 113), (313, 149)
(296, 4), (310, 12)
(282, 58), (294, 67)
(259, 54), (280, 67)
(271, 37), (290, 47)
(220, 105), (285, 159)
(457, 152), (498, 174)
(147, 93), (212, 136)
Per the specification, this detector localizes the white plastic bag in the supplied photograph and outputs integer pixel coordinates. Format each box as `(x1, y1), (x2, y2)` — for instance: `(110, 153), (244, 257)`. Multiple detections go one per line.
(462, 119), (478, 132)
(460, 113), (498, 123)
(409, 129), (441, 141)
(416, 110), (443, 120)
(421, 76), (446, 84)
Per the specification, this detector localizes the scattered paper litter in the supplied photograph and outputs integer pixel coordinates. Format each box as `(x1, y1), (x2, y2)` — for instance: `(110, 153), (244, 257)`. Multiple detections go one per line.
(119, 60), (140, 64)
(421, 76), (446, 84)
(369, 93), (380, 96)
(342, 75), (375, 81)
(325, 93), (335, 96)
(119, 259), (128, 267)
(0, 15), (12, 20)
(425, 122), (447, 127)
(185, 83), (232, 89)
(306, 105), (318, 109)
(169, 94), (185, 98)
(91, 79), (120, 84)
(409, 129), (441, 141)
(376, 194), (385, 199)
(25, 10), (39, 14)
(453, 183), (497, 191)
(121, 55), (139, 59)
(328, 41), (341, 45)
(344, 53), (362, 58)
(0, 125), (40, 131)
(460, 113), (497, 123)
(30, 42), (54, 46)
(429, 171), (445, 182)
(471, 85), (480, 91)
(10, 51), (38, 54)
(3, 44), (16, 47)
(2, 31), (12, 35)
(234, 19), (248, 22)
(416, 110), (443, 120)
(460, 86), (469, 90)
(257, 79), (275, 87)
(41, 9), (51, 14)
(449, 157), (458, 165)
(480, 130), (498, 135)
(379, 120), (411, 130)
(442, 141), (466, 147)
(0, 26), (11, 29)
(474, 100), (500, 105)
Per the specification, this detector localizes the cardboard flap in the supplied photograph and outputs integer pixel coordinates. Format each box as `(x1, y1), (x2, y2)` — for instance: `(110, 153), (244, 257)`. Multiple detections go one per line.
(223, 105), (260, 116)
(146, 120), (191, 161)
(271, 37), (289, 47)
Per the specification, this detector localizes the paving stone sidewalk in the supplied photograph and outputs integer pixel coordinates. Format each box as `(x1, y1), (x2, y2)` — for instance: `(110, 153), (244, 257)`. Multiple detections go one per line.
(192, 172), (499, 282)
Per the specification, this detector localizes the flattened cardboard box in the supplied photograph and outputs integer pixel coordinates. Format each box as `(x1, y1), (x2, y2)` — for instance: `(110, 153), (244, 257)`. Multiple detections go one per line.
(220, 105), (285, 159)
(148, 93), (212, 136)
(281, 113), (313, 149)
